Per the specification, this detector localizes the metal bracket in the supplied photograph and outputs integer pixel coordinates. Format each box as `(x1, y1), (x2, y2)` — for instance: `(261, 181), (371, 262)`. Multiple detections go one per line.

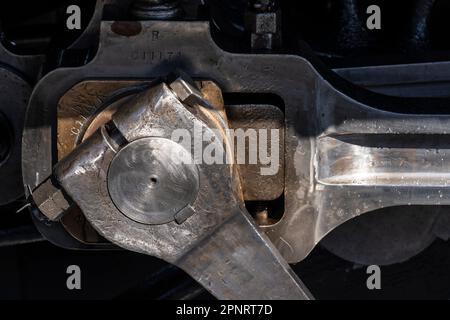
(23, 20), (450, 267)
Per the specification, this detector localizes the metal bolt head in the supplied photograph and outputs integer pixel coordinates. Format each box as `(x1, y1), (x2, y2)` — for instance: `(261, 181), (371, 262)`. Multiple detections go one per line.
(246, 11), (280, 34)
(251, 33), (277, 50)
(32, 177), (71, 221)
(167, 71), (216, 110)
(169, 76), (201, 102)
(168, 71), (204, 106)
(107, 137), (199, 225)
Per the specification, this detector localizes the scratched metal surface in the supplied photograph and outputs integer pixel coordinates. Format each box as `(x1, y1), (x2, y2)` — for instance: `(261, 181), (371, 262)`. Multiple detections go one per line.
(22, 21), (450, 267)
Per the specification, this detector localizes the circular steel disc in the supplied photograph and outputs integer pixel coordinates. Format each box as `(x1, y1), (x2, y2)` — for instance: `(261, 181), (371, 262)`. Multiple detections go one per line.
(0, 68), (31, 205)
(108, 137), (199, 225)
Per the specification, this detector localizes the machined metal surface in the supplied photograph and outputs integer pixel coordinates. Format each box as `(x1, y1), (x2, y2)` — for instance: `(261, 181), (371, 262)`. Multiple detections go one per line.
(331, 61), (450, 264)
(52, 79), (282, 247)
(22, 20), (450, 278)
(227, 104), (285, 201)
(51, 82), (312, 299)
(57, 80), (285, 204)
(108, 137), (199, 225)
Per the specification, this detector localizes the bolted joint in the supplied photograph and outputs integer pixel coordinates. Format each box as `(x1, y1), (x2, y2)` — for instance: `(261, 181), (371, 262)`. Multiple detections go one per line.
(32, 176), (71, 221)
(168, 71), (215, 109)
(246, 11), (280, 34)
(251, 33), (279, 51)
(245, 8), (282, 50)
